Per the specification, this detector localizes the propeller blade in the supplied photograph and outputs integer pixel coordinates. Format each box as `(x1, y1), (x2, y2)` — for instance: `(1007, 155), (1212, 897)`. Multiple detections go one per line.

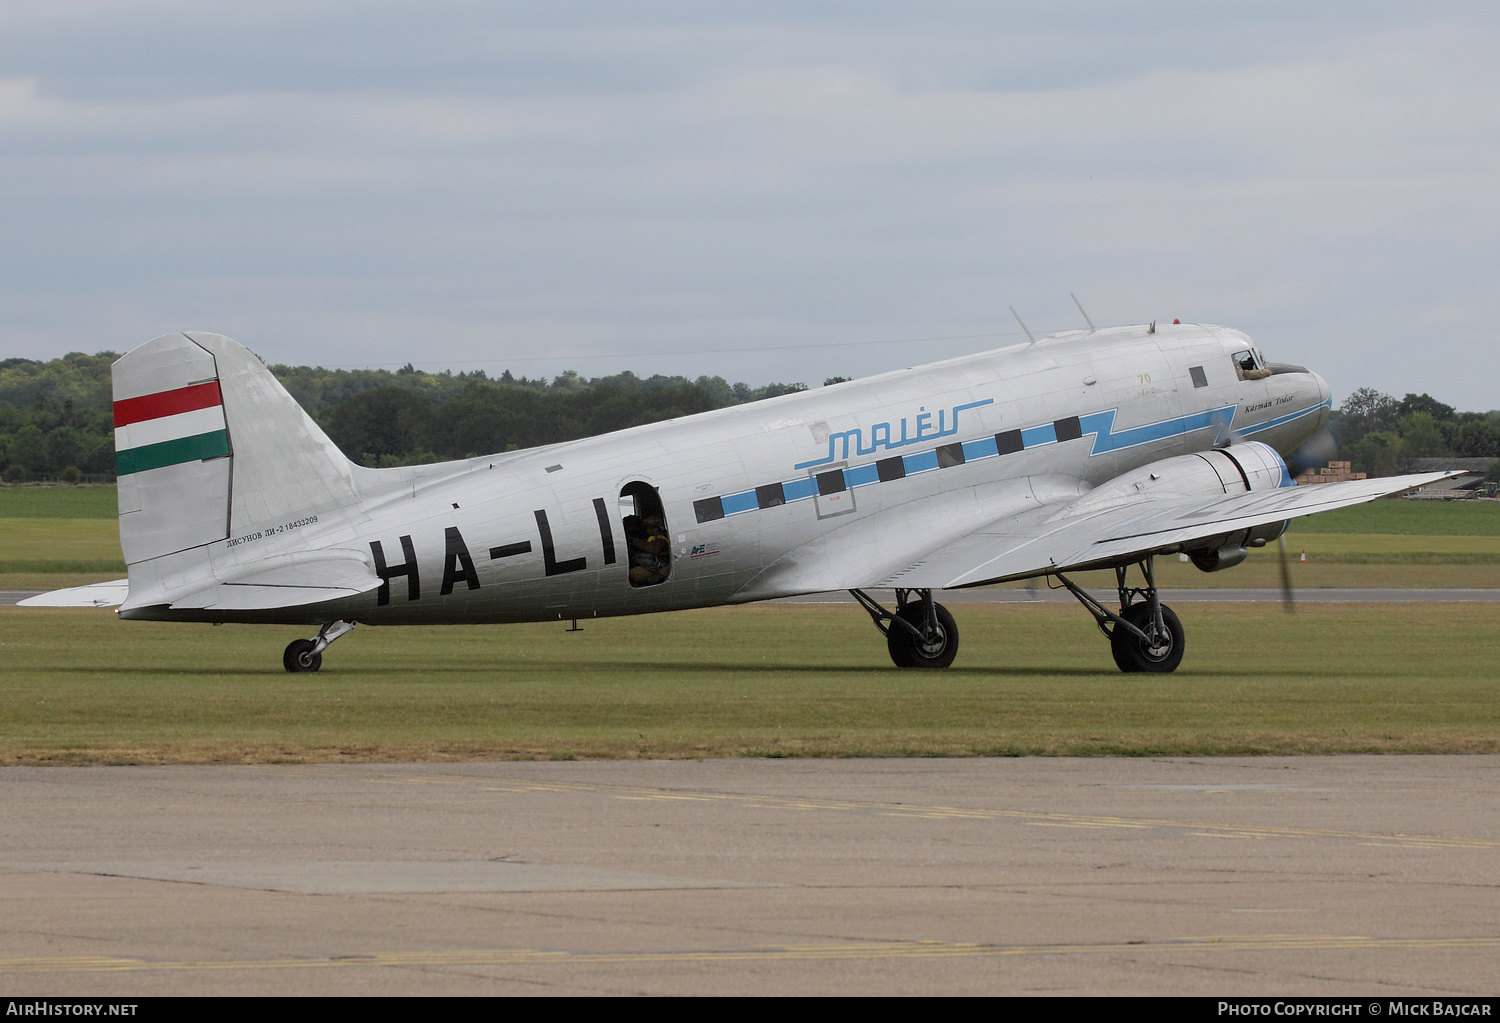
(1277, 534), (1295, 614)
(1286, 424), (1338, 477)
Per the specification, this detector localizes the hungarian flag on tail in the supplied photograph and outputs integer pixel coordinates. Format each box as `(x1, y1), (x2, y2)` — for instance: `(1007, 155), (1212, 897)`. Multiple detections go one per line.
(113, 380), (230, 476)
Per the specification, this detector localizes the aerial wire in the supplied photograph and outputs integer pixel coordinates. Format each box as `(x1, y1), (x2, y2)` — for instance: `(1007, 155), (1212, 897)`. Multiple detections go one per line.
(322, 325), (1075, 371)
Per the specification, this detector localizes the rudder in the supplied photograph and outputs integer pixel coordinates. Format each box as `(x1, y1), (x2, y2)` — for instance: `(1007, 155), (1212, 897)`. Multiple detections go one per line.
(113, 332), (361, 566)
(114, 334), (233, 563)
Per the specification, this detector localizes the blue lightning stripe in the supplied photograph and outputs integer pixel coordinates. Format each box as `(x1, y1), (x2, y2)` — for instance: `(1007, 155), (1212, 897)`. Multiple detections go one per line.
(1078, 406), (1235, 454)
(903, 450), (939, 474)
(720, 491), (759, 515)
(783, 478), (817, 501)
(963, 436), (999, 460)
(1236, 395), (1333, 437)
(703, 400), (1327, 519)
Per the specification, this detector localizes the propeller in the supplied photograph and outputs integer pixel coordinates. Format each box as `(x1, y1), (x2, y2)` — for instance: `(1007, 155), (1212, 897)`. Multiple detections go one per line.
(1277, 534), (1295, 614)
(1208, 402), (1329, 614)
(1286, 422), (1339, 477)
(1277, 421), (1338, 613)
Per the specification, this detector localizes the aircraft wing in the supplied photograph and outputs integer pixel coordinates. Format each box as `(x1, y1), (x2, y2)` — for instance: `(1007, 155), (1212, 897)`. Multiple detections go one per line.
(879, 471), (1457, 590)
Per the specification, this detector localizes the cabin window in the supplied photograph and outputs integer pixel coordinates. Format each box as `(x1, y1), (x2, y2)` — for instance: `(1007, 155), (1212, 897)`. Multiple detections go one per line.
(756, 482), (785, 508)
(621, 482), (672, 587)
(936, 442), (965, 468)
(1189, 365), (1208, 388)
(1232, 349), (1270, 381)
(1053, 417), (1082, 443)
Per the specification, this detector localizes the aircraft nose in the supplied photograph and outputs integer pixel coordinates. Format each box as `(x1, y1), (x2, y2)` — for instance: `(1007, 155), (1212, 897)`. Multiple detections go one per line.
(1312, 369), (1331, 421)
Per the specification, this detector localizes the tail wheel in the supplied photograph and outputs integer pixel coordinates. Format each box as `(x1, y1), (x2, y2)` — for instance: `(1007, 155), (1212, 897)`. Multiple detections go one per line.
(283, 639), (323, 673)
(1110, 603), (1184, 674)
(887, 600), (959, 669)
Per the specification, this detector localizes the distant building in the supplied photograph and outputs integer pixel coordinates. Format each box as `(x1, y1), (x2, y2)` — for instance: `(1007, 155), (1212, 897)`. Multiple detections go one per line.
(1399, 457), (1499, 500)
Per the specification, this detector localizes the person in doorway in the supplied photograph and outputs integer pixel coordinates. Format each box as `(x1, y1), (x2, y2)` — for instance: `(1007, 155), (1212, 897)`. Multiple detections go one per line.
(625, 514), (670, 586)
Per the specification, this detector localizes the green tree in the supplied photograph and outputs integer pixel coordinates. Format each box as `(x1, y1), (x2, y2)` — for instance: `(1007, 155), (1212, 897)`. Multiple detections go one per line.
(1395, 411), (1450, 459)
(1454, 418), (1500, 458)
(321, 386), (436, 465)
(1338, 387), (1399, 445)
(1397, 392), (1455, 422)
(6, 424), (46, 478)
(1350, 431), (1402, 477)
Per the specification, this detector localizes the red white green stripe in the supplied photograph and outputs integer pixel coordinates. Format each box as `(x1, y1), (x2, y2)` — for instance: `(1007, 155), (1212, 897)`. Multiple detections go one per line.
(114, 381), (230, 476)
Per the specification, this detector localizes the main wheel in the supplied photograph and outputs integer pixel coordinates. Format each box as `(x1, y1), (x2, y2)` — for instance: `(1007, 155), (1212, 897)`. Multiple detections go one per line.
(283, 639), (322, 673)
(886, 600), (959, 669)
(1109, 603), (1184, 674)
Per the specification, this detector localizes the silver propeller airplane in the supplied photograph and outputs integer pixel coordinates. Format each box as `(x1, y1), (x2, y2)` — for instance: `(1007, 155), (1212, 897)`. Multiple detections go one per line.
(24, 322), (1450, 673)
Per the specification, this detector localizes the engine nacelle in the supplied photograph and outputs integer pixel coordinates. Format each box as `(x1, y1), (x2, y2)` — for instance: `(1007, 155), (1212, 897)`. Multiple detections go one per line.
(1189, 544), (1250, 572)
(1063, 441), (1293, 570)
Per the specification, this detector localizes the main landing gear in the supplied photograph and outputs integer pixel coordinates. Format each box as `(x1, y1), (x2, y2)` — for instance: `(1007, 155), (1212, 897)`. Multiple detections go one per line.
(1055, 556), (1184, 673)
(851, 588), (959, 669)
(283, 620), (358, 673)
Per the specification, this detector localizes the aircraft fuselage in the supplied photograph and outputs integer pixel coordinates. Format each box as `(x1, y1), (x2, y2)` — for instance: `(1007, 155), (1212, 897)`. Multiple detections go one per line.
(123, 322), (1330, 625)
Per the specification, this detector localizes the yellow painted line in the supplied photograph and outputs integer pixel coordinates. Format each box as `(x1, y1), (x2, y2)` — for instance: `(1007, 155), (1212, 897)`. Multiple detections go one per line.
(4, 935), (1500, 975)
(369, 775), (1500, 851)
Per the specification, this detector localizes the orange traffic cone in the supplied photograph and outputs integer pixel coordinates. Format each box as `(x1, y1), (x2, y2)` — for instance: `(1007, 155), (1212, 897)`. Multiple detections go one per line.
(1299, 550), (1306, 564)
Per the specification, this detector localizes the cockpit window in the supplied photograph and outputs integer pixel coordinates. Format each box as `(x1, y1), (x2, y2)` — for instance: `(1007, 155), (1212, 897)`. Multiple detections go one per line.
(1232, 349), (1271, 381)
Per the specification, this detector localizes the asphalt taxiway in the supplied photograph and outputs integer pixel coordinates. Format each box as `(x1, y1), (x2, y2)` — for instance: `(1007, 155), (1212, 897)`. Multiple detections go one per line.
(778, 587), (1500, 603)
(3, 757), (1498, 996)
(7, 587), (1500, 606)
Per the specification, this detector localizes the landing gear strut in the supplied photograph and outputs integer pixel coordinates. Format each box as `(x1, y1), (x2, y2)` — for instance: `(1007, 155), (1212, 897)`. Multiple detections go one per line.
(283, 620), (358, 673)
(1055, 556), (1185, 673)
(851, 588), (959, 669)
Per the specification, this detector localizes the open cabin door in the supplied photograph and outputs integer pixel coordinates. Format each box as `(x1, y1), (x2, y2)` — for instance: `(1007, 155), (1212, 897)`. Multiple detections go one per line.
(618, 481), (672, 587)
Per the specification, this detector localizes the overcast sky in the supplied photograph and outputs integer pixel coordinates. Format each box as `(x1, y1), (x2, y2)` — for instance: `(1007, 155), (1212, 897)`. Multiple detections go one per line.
(2, 2), (1496, 408)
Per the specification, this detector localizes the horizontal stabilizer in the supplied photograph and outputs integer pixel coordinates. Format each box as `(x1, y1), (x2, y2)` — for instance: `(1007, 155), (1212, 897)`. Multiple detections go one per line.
(157, 551), (380, 612)
(18, 580), (131, 608)
(163, 582), (376, 611)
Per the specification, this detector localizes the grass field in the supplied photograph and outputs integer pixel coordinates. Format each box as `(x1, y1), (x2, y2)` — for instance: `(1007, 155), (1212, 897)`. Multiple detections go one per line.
(2, 602), (1497, 764)
(1290, 499), (1500, 535)
(0, 485), (117, 518)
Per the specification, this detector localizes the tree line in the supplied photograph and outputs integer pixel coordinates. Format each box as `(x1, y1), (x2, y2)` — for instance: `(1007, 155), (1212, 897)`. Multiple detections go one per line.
(1329, 389), (1500, 477)
(0, 351), (812, 480)
(2, 349), (1496, 482)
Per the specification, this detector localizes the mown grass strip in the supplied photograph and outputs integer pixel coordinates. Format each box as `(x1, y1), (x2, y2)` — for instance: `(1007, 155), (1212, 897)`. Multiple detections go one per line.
(2, 602), (1496, 764)
(0, 486), (118, 518)
(1290, 500), (1500, 535)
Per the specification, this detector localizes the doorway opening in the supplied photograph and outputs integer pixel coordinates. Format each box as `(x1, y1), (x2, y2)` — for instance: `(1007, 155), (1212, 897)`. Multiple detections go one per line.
(619, 482), (671, 587)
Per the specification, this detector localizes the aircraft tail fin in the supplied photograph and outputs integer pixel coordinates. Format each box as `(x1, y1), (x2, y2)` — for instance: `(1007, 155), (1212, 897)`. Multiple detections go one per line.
(113, 332), (360, 566)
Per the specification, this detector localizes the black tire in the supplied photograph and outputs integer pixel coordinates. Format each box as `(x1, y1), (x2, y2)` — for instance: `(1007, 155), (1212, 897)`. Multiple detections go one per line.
(886, 600), (959, 669)
(1109, 603), (1184, 674)
(283, 639), (322, 673)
